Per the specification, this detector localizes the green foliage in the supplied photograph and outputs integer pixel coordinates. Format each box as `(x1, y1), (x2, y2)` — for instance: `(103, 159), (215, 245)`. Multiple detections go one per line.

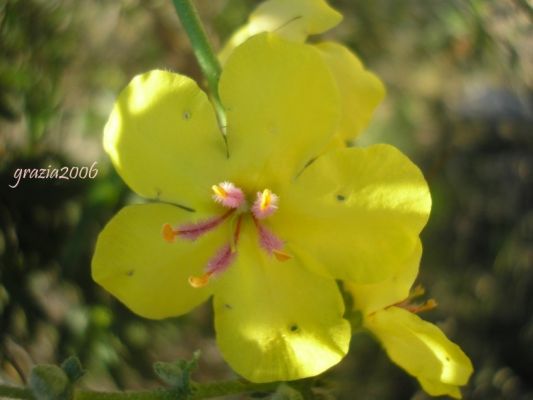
(153, 351), (200, 394)
(61, 356), (85, 384)
(0, 0), (76, 143)
(29, 364), (71, 400)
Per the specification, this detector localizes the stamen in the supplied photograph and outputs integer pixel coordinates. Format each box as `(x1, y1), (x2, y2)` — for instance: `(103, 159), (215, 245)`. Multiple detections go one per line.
(252, 189), (279, 219)
(212, 182), (245, 209)
(162, 209), (234, 242)
(397, 298), (438, 314)
(231, 215), (244, 252)
(254, 219), (291, 261)
(206, 244), (236, 275)
(188, 243), (237, 289)
(409, 299), (438, 313)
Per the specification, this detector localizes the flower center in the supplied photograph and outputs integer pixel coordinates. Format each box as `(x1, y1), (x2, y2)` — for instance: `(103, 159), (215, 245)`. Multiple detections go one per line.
(161, 182), (291, 288)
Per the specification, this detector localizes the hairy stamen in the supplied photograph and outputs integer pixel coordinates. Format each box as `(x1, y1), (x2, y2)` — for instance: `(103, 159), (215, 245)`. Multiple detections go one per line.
(189, 216), (244, 289)
(254, 218), (291, 261)
(212, 182), (245, 209)
(162, 209), (234, 243)
(252, 189), (279, 219)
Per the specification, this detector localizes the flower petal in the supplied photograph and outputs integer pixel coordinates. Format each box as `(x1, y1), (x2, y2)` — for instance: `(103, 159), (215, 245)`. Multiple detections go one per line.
(272, 144), (431, 283)
(220, 33), (340, 190)
(366, 307), (473, 399)
(104, 70), (228, 211)
(220, 0), (342, 61)
(345, 239), (422, 315)
(212, 218), (350, 382)
(316, 42), (386, 141)
(92, 203), (229, 319)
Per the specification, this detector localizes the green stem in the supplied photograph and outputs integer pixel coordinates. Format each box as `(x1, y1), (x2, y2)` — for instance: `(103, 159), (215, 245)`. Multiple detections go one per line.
(191, 380), (279, 398)
(0, 385), (33, 399)
(0, 381), (280, 400)
(171, 0), (226, 135)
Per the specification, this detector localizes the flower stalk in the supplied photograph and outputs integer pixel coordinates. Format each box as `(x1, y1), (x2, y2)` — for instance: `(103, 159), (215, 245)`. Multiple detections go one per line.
(170, 0), (226, 133)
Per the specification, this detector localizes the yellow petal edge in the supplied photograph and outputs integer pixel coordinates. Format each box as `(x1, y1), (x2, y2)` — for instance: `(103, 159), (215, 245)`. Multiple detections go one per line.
(366, 307), (474, 399)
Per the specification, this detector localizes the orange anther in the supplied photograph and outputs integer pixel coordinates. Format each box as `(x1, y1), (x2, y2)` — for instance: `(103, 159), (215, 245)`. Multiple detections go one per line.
(162, 223), (176, 243)
(273, 249), (292, 262)
(188, 273), (211, 288)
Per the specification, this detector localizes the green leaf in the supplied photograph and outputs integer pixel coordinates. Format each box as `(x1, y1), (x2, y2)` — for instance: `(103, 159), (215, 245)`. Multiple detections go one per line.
(29, 364), (71, 400)
(153, 351), (201, 394)
(60, 356), (85, 383)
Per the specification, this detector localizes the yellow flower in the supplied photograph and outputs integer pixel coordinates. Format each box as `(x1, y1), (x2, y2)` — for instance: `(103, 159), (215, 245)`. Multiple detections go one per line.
(220, 0), (385, 142)
(92, 33), (431, 382)
(345, 243), (474, 398)
(219, 0), (342, 57)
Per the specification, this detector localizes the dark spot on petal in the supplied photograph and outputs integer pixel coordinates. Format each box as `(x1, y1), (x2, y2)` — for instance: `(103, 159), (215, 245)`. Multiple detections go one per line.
(268, 123), (279, 135)
(224, 304), (233, 310)
(126, 270), (134, 277)
(289, 324), (299, 332)
(336, 194), (346, 202)
(446, 356), (450, 362)
(183, 111), (191, 120)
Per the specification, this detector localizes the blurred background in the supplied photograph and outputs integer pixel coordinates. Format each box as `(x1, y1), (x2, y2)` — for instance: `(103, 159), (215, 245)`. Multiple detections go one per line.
(0, 0), (531, 399)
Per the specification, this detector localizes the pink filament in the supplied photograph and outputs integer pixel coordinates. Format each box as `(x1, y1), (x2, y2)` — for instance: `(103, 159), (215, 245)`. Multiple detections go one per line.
(256, 223), (284, 254)
(175, 209), (233, 241)
(205, 243), (236, 276)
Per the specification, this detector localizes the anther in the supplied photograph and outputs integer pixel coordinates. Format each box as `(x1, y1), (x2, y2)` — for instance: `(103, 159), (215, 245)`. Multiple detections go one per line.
(188, 272), (212, 288)
(212, 182), (245, 209)
(273, 249), (292, 262)
(252, 189), (279, 219)
(189, 241), (239, 289)
(162, 223), (177, 243)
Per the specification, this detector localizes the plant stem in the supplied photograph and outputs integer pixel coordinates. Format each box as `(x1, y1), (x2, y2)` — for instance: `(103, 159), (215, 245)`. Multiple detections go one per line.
(0, 385), (33, 399)
(0, 380), (280, 400)
(171, 0), (226, 135)
(191, 380), (279, 398)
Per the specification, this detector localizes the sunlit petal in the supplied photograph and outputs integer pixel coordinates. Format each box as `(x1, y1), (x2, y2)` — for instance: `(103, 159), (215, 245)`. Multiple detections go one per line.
(212, 218), (350, 382)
